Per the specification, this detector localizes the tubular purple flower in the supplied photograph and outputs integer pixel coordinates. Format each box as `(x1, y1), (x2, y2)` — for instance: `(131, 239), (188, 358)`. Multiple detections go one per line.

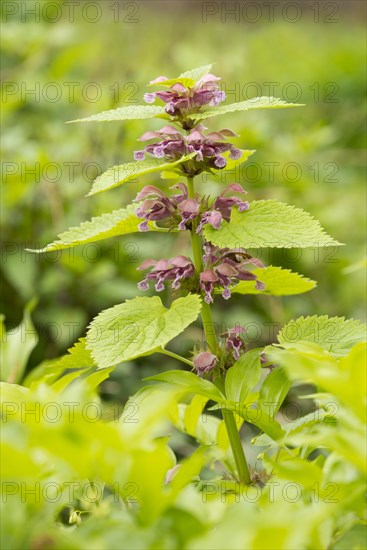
(214, 184), (250, 221)
(134, 150), (145, 161)
(214, 263), (238, 300)
(196, 184), (249, 233)
(196, 210), (223, 233)
(199, 245), (265, 301)
(137, 256), (195, 292)
(177, 198), (200, 230)
(199, 269), (218, 304)
(214, 155), (227, 168)
(221, 326), (247, 360)
(133, 186), (177, 231)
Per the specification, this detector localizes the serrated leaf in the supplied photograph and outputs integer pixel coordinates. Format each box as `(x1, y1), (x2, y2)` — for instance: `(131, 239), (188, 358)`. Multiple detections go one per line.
(277, 315), (367, 356)
(203, 200), (341, 249)
(29, 204), (166, 253)
(145, 370), (224, 402)
(194, 96), (304, 121)
(67, 104), (167, 123)
(88, 154), (195, 196)
(86, 295), (202, 368)
(225, 349), (261, 402)
(231, 266), (316, 296)
(54, 338), (96, 369)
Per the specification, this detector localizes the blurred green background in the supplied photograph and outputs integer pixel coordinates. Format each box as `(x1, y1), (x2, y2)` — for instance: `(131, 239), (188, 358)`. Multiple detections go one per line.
(1, 0), (366, 399)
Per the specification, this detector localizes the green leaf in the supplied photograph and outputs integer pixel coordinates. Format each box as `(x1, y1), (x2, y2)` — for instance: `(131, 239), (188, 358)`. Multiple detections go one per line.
(214, 149), (255, 172)
(225, 349), (261, 402)
(179, 64), (213, 82)
(258, 367), (291, 416)
(53, 338), (96, 370)
(231, 266), (316, 296)
(267, 342), (366, 421)
(88, 154), (195, 196)
(277, 315), (367, 356)
(221, 399), (285, 440)
(148, 77), (196, 88)
(251, 409), (329, 448)
(86, 295), (202, 368)
(145, 370), (224, 402)
(50, 368), (90, 393)
(203, 200), (341, 249)
(29, 204), (166, 253)
(0, 299), (38, 384)
(78, 367), (114, 392)
(67, 104), (167, 123)
(148, 65), (213, 90)
(24, 338), (97, 388)
(194, 96), (304, 121)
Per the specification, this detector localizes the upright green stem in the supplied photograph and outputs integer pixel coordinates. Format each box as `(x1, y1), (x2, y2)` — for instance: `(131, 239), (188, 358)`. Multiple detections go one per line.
(187, 176), (217, 352)
(187, 175), (251, 485)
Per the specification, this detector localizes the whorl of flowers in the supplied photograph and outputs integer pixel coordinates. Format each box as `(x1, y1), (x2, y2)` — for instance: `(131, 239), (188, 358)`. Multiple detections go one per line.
(143, 74), (226, 118)
(134, 183), (249, 233)
(134, 125), (242, 173)
(200, 244), (265, 303)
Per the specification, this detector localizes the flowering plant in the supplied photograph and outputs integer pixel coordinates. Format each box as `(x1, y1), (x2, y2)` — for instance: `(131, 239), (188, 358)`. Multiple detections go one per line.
(6, 65), (365, 548)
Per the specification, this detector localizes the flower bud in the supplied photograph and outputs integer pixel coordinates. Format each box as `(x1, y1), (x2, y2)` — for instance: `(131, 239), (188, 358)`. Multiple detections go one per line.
(193, 351), (218, 376)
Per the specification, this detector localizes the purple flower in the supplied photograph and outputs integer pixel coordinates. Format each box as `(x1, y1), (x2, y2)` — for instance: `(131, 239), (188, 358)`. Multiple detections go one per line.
(137, 256), (195, 292)
(177, 198), (200, 230)
(199, 245), (265, 302)
(196, 184), (249, 233)
(134, 185), (177, 231)
(196, 210), (223, 233)
(221, 326), (246, 360)
(199, 269), (218, 304)
(214, 262), (238, 300)
(134, 150), (145, 161)
(213, 184), (250, 220)
(144, 73), (226, 117)
(193, 351), (218, 376)
(133, 125), (242, 176)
